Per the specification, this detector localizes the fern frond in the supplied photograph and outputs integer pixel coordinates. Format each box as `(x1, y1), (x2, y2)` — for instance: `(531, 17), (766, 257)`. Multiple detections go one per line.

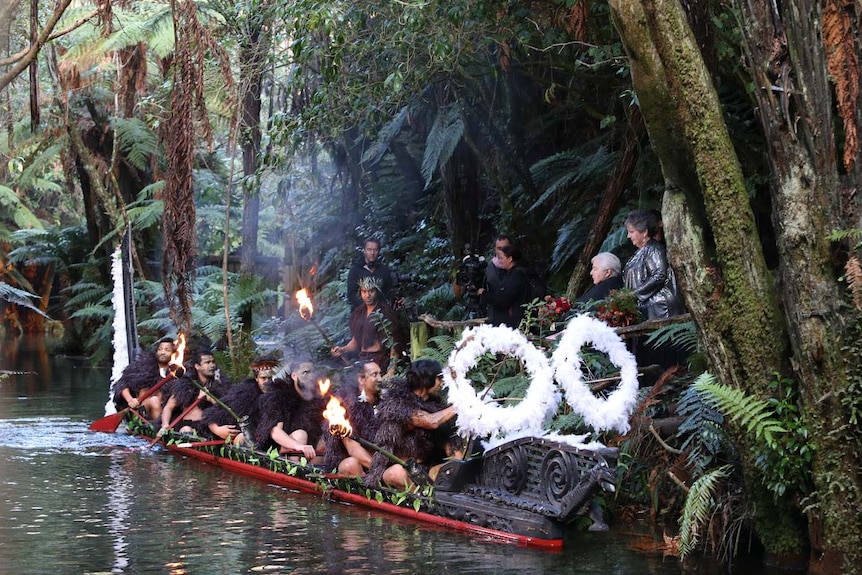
(0, 185), (43, 231)
(599, 225), (630, 253)
(421, 105), (464, 189)
(70, 303), (113, 321)
(550, 218), (589, 271)
(0, 282), (49, 317)
(527, 145), (616, 212)
(678, 464), (733, 558)
(645, 321), (699, 354)
(362, 105), (409, 166)
(126, 199), (165, 230)
(693, 374), (785, 446)
(113, 117), (159, 172)
(676, 381), (729, 475)
(419, 333), (458, 364)
(16, 142), (64, 192)
(63, 281), (109, 308)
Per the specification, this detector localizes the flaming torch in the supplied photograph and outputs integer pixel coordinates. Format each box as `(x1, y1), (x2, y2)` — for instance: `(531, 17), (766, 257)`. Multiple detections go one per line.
(323, 395), (352, 439)
(295, 289), (336, 348)
(322, 396), (431, 485)
(168, 333), (187, 378)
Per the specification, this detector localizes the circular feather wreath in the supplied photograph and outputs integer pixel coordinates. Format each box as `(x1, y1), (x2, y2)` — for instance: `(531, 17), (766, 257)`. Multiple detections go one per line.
(444, 324), (559, 438)
(550, 314), (639, 434)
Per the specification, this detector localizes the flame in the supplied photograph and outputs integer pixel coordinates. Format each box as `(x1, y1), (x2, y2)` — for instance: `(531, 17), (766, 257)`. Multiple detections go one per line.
(323, 396), (353, 438)
(317, 378), (331, 397)
(295, 288), (313, 320)
(168, 333), (186, 377)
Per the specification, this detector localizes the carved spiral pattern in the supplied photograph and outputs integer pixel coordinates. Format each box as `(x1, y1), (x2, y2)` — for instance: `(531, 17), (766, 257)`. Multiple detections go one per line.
(488, 446), (529, 494)
(541, 450), (576, 505)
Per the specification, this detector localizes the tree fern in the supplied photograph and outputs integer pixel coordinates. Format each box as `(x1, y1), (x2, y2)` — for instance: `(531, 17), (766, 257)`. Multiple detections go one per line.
(527, 145), (615, 214)
(0, 185), (43, 233)
(693, 373), (785, 447)
(112, 117), (159, 172)
(0, 282), (49, 317)
(126, 198), (165, 230)
(549, 218), (589, 272)
(62, 280), (110, 309)
(678, 464), (733, 558)
(16, 142), (65, 192)
(676, 380), (729, 476)
(645, 320), (699, 354)
(69, 303), (113, 321)
(421, 104), (464, 189)
(361, 105), (410, 167)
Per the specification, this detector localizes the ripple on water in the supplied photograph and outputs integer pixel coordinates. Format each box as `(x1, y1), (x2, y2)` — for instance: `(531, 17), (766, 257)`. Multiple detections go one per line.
(0, 417), (146, 454)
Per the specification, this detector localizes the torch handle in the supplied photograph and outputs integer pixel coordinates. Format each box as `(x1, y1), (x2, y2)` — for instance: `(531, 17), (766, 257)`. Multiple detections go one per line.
(310, 319), (336, 348)
(350, 435), (408, 467)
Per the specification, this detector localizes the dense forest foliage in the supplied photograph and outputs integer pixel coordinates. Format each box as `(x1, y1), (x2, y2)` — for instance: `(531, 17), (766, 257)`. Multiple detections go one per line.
(2, 1), (861, 572)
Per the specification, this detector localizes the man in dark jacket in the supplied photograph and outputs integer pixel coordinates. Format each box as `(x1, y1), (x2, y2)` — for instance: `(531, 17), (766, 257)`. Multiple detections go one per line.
(346, 238), (399, 309)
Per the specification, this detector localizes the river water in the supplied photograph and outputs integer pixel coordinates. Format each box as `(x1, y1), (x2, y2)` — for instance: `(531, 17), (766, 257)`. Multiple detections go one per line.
(0, 334), (753, 575)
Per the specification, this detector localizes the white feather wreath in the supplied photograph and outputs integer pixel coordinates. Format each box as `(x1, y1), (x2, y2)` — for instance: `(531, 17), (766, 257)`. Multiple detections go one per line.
(551, 314), (639, 434)
(444, 324), (559, 438)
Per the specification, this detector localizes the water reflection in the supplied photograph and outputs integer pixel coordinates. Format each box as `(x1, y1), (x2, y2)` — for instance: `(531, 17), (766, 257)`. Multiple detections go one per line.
(0, 335), (696, 575)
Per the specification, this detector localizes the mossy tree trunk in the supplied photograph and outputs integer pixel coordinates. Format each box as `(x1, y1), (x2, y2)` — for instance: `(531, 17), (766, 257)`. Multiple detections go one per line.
(734, 0), (862, 571)
(610, 0), (862, 569)
(608, 0), (804, 558)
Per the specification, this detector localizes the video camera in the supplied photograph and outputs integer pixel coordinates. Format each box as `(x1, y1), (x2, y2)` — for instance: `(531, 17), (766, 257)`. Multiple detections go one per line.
(455, 244), (486, 319)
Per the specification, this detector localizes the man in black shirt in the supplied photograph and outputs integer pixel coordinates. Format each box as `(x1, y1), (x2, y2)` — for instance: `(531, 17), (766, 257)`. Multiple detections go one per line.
(346, 238), (399, 309)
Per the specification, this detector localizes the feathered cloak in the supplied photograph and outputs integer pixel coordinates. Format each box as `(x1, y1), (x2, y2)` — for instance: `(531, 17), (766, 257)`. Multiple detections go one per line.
(110, 352), (161, 410)
(199, 377), (262, 432)
(364, 380), (446, 486)
(322, 387), (380, 471)
(155, 375), (231, 429)
(254, 378), (326, 451)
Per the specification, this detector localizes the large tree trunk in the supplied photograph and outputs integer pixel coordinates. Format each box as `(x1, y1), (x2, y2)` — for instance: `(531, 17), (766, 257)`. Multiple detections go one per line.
(735, 0), (862, 571)
(608, 0), (807, 558)
(566, 108), (645, 300)
(237, 17), (267, 335)
(239, 23), (264, 276)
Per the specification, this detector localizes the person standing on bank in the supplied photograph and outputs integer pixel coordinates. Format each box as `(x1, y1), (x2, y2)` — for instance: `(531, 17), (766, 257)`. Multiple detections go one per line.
(332, 276), (406, 375)
(346, 238), (399, 310)
(622, 210), (685, 319)
(577, 252), (624, 309)
(479, 238), (529, 329)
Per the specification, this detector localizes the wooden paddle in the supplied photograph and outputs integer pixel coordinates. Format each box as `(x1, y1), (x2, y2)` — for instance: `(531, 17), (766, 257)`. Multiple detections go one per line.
(148, 394), (206, 447)
(89, 372), (175, 433)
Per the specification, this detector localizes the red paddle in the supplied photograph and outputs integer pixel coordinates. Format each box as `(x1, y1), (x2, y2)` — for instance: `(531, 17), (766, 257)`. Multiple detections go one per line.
(89, 372), (175, 433)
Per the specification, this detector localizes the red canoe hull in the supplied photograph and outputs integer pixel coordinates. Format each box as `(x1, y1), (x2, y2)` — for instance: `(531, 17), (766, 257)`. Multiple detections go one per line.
(165, 441), (564, 550)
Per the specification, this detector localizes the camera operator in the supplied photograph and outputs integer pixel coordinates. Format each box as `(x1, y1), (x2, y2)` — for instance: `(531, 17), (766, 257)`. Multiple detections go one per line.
(455, 244), (486, 320)
(479, 234), (529, 329)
